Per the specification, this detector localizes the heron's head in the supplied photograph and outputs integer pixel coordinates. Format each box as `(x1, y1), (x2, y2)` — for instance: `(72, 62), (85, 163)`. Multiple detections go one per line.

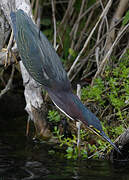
(86, 119), (121, 154)
(46, 90), (121, 154)
(71, 94), (121, 154)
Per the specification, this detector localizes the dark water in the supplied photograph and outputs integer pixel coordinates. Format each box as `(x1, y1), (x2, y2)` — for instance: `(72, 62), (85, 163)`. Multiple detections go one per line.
(0, 116), (129, 180)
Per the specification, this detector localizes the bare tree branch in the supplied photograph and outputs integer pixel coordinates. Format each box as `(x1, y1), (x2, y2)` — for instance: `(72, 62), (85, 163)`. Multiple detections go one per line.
(51, 0), (57, 49)
(92, 22), (129, 85)
(68, 0), (113, 77)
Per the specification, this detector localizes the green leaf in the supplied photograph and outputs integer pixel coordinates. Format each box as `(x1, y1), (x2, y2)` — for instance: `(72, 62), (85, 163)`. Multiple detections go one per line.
(74, 0), (82, 13)
(41, 19), (51, 26)
(66, 147), (73, 153)
(122, 10), (129, 25)
(69, 48), (76, 57)
(63, 26), (71, 59)
(48, 110), (60, 123)
(43, 29), (53, 40)
(48, 150), (55, 155)
(87, 0), (96, 8)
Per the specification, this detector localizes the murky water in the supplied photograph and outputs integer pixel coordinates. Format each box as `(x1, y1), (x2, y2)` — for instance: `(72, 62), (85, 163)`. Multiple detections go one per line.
(0, 116), (129, 180)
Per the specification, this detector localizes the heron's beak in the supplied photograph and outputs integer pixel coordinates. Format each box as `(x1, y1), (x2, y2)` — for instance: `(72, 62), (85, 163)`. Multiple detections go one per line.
(87, 126), (121, 154)
(99, 131), (121, 154)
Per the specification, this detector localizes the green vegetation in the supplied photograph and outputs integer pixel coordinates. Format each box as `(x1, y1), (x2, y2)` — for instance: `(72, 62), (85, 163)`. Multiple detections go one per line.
(123, 10), (129, 25)
(47, 54), (129, 159)
(82, 55), (129, 124)
(1, 0), (129, 160)
(48, 110), (61, 123)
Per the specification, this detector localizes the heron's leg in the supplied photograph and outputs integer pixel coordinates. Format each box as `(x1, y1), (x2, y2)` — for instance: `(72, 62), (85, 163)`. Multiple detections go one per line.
(26, 116), (31, 136)
(11, 50), (18, 64)
(3, 31), (14, 67)
(76, 84), (82, 157)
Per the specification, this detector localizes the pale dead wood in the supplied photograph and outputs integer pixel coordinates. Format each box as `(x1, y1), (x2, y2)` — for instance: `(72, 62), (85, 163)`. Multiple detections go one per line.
(109, 127), (129, 162)
(69, 11), (77, 27)
(4, 31), (14, 66)
(51, 0), (57, 49)
(96, 0), (109, 63)
(34, 0), (39, 21)
(0, 47), (19, 67)
(70, 0), (85, 42)
(71, 1), (100, 37)
(68, 0), (113, 78)
(105, 0), (129, 53)
(70, 18), (122, 82)
(31, 0), (35, 9)
(115, 128), (129, 147)
(68, 0), (86, 60)
(60, 0), (75, 26)
(119, 40), (129, 60)
(0, 0), (52, 138)
(57, 0), (75, 46)
(36, 4), (42, 28)
(92, 22), (129, 85)
(31, 105), (51, 139)
(74, 10), (94, 51)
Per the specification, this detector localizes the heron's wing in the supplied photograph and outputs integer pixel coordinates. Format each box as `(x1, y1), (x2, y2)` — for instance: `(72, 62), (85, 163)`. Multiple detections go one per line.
(10, 10), (71, 90)
(10, 12), (17, 39)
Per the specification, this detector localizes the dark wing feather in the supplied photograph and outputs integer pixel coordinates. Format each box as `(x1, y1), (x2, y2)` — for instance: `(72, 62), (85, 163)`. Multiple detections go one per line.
(10, 12), (17, 39)
(10, 9), (71, 90)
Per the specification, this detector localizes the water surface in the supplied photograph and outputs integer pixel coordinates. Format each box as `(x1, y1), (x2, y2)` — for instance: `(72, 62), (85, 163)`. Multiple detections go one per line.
(0, 116), (129, 180)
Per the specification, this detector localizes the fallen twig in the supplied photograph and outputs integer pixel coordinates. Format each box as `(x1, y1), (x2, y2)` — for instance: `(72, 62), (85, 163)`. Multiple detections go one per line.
(51, 0), (57, 49)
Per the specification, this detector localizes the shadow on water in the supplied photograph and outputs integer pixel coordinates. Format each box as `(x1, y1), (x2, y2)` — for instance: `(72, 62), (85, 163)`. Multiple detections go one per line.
(0, 115), (129, 180)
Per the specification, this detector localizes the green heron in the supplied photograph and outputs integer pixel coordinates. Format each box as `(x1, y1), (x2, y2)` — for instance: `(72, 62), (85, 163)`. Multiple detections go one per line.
(10, 10), (121, 154)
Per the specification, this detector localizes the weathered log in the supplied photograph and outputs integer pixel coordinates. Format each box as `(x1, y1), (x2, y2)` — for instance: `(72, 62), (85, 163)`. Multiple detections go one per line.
(109, 128), (129, 163)
(0, 0), (52, 139)
(105, 0), (129, 53)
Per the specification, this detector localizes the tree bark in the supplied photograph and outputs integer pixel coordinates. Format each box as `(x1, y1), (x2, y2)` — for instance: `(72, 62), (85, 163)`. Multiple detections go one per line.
(105, 0), (129, 53)
(0, 0), (51, 139)
(109, 127), (129, 163)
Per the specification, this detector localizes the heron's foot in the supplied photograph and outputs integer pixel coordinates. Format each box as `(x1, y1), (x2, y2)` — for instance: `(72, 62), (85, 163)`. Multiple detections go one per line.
(11, 50), (18, 64)
(26, 116), (31, 136)
(1, 48), (18, 67)
(3, 31), (16, 67)
(1, 48), (11, 67)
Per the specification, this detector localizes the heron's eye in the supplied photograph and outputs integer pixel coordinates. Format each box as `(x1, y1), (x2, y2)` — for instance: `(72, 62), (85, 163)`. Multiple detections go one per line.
(89, 125), (93, 128)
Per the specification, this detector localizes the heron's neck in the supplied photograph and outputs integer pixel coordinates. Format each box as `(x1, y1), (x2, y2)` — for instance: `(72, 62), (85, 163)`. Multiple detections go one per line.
(46, 87), (101, 130)
(45, 88), (88, 124)
(52, 98), (74, 120)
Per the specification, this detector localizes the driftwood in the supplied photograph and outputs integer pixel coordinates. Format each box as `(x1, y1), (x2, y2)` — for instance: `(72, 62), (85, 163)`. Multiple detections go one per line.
(105, 0), (129, 53)
(109, 127), (129, 163)
(0, 0), (51, 139)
